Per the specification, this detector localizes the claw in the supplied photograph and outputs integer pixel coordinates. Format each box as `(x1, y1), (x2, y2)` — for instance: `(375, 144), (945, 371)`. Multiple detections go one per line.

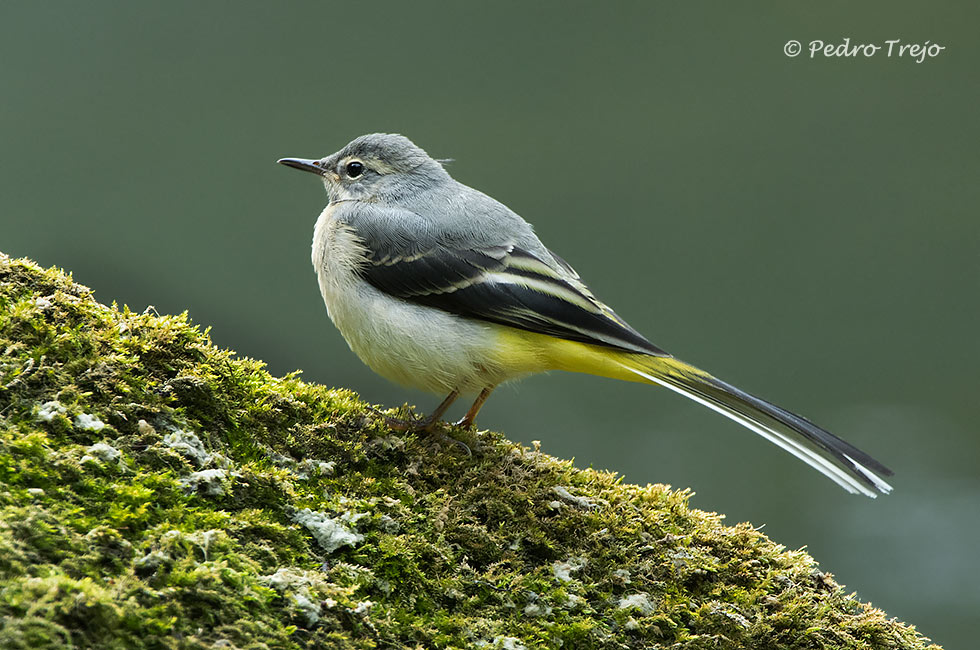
(437, 431), (472, 457)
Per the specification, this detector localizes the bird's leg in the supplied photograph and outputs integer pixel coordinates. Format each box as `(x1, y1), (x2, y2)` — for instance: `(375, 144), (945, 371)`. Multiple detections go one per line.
(421, 390), (460, 432)
(424, 389), (475, 456)
(455, 386), (495, 429)
(396, 389), (472, 456)
(382, 390), (459, 432)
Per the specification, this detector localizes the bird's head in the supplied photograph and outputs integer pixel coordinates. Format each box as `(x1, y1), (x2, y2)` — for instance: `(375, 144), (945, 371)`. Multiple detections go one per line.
(279, 133), (449, 203)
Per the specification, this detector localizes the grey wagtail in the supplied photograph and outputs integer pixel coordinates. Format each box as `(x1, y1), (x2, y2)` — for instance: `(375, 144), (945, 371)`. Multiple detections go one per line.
(279, 133), (893, 497)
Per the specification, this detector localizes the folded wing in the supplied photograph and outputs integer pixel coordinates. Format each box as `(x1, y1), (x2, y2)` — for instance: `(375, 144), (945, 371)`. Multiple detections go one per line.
(358, 240), (667, 357)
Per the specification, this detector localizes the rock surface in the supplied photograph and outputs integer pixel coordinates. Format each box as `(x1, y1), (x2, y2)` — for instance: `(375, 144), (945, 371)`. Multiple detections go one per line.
(0, 254), (938, 649)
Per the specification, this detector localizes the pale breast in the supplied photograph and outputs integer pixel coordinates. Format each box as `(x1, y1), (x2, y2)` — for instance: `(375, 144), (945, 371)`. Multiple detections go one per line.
(310, 206), (522, 394)
(311, 205), (370, 303)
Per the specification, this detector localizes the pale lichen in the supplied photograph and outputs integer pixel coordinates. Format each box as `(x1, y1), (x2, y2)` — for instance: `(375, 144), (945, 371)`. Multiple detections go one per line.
(161, 427), (211, 467)
(179, 468), (231, 496)
(618, 592), (656, 615)
(291, 508), (365, 554)
(80, 442), (121, 466)
(552, 556), (586, 582)
(35, 400), (66, 422)
(74, 413), (105, 432)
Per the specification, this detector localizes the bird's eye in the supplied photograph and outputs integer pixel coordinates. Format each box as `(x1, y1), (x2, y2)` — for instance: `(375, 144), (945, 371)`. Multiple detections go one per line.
(345, 161), (364, 178)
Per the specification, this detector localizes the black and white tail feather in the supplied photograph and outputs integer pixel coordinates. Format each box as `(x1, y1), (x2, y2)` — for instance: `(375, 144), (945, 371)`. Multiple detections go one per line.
(618, 358), (893, 497)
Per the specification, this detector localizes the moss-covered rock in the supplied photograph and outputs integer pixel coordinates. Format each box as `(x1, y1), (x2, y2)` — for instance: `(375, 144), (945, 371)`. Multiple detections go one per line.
(0, 253), (938, 650)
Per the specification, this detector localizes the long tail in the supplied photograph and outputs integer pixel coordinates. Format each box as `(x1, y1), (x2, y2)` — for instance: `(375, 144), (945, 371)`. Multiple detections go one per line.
(614, 355), (893, 497)
(501, 329), (894, 496)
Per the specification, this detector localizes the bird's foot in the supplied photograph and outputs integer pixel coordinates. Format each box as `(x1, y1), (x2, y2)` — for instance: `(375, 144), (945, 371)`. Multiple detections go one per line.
(371, 406), (472, 456)
(375, 412), (426, 432)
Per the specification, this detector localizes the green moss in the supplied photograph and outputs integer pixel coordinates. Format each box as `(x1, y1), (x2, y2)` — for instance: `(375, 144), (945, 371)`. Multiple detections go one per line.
(0, 253), (939, 650)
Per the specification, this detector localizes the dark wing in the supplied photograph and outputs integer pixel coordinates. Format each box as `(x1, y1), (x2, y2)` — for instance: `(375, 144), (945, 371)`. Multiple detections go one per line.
(358, 241), (667, 356)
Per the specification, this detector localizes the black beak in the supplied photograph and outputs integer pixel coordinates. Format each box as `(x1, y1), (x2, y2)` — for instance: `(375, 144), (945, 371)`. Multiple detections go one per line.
(277, 157), (326, 175)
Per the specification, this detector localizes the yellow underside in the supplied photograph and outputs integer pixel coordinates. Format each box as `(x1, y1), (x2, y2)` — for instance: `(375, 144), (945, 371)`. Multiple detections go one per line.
(492, 326), (710, 385)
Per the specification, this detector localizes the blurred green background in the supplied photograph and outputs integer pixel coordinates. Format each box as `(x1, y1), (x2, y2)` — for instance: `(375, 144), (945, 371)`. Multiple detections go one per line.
(2, 2), (977, 646)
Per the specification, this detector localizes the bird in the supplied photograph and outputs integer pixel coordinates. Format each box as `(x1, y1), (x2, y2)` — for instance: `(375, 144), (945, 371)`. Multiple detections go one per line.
(278, 133), (893, 497)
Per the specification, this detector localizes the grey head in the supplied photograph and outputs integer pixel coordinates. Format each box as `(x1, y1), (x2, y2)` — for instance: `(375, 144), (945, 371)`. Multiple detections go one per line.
(278, 133), (451, 203)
